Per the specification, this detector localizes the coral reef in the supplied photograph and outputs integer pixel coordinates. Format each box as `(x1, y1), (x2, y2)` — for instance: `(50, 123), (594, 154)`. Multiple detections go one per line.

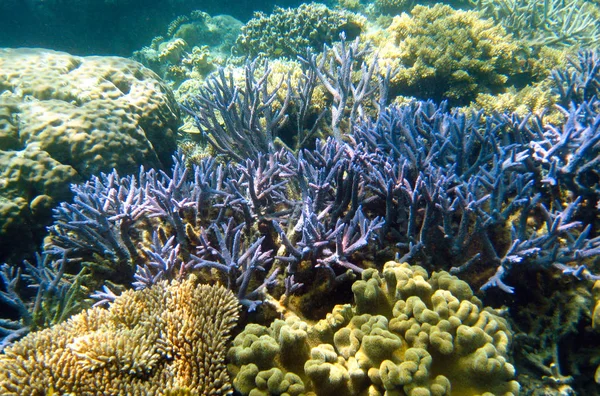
(0, 48), (179, 264)
(133, 11), (243, 87)
(373, 4), (529, 104)
(228, 261), (520, 395)
(2, 35), (599, 396)
(236, 3), (366, 58)
(0, 275), (240, 395)
(4, 50), (597, 346)
(474, 0), (600, 48)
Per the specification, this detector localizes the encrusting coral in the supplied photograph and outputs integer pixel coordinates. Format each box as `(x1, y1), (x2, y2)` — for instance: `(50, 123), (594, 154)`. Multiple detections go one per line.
(0, 275), (240, 395)
(227, 261), (520, 395)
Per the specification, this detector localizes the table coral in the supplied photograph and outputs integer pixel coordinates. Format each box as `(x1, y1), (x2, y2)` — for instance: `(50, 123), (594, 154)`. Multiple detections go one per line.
(0, 275), (240, 395)
(227, 261), (520, 395)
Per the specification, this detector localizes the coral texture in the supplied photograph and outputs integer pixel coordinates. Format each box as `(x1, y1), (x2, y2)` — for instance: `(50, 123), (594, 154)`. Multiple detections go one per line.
(0, 275), (240, 395)
(374, 4), (527, 104)
(0, 48), (179, 263)
(133, 11), (243, 86)
(474, 0), (600, 47)
(228, 261), (520, 395)
(236, 3), (366, 58)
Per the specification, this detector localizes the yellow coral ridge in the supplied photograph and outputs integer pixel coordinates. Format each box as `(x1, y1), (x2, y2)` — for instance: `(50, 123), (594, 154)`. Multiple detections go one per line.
(0, 276), (240, 395)
(228, 262), (520, 395)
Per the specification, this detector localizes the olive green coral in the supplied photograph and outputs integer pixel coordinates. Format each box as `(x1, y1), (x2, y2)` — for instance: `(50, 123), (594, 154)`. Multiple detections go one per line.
(0, 48), (179, 264)
(228, 261), (520, 395)
(0, 275), (240, 395)
(373, 4), (528, 105)
(236, 3), (366, 58)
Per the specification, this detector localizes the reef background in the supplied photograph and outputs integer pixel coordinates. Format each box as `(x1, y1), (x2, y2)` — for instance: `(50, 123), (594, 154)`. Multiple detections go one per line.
(0, 0), (304, 55)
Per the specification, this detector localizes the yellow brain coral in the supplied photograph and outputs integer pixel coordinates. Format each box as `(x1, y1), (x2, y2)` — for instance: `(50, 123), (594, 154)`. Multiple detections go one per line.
(0, 275), (240, 395)
(228, 261), (520, 395)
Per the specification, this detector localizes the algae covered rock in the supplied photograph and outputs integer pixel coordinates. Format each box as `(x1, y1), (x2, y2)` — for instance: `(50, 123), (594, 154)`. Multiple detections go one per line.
(0, 48), (179, 262)
(228, 261), (520, 395)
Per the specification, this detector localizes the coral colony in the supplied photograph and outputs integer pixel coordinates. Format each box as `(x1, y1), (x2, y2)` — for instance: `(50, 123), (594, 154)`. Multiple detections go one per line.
(1, 38), (599, 378)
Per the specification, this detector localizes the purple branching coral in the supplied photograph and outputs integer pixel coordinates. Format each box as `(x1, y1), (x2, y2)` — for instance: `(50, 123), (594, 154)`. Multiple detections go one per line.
(351, 93), (600, 292)
(552, 50), (600, 106)
(2, 46), (600, 349)
(299, 34), (382, 141)
(181, 59), (291, 161)
(0, 249), (86, 351)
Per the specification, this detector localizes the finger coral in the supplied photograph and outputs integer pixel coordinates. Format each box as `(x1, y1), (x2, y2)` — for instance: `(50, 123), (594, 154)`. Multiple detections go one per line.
(227, 261), (520, 395)
(0, 275), (240, 395)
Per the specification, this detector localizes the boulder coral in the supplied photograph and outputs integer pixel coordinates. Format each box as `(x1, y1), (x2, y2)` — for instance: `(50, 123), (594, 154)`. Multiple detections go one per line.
(0, 275), (240, 395)
(0, 48), (179, 263)
(228, 261), (520, 395)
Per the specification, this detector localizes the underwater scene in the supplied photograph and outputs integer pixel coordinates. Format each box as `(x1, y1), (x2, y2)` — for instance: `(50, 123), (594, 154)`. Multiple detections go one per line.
(0, 0), (599, 394)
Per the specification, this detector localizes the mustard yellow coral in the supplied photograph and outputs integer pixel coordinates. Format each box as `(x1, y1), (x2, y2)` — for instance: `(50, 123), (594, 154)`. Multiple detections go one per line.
(373, 4), (528, 104)
(0, 275), (240, 395)
(228, 262), (520, 395)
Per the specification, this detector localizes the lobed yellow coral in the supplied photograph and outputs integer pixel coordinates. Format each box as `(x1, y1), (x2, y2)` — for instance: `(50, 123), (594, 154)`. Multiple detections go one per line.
(228, 261), (520, 395)
(0, 275), (240, 395)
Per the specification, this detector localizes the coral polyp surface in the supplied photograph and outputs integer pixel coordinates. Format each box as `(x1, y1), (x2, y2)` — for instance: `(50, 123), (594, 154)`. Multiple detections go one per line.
(0, 275), (240, 395)
(228, 262), (520, 395)
(0, 48), (179, 264)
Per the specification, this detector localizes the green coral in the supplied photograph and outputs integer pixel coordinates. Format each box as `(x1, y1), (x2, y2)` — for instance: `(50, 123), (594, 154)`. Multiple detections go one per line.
(228, 261), (520, 395)
(236, 3), (366, 58)
(375, 4), (529, 105)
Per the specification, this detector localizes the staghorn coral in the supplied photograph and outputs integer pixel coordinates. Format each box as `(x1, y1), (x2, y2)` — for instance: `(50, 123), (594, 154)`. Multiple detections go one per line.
(373, 4), (528, 104)
(227, 261), (520, 395)
(0, 275), (240, 395)
(473, 0), (600, 48)
(236, 3), (366, 58)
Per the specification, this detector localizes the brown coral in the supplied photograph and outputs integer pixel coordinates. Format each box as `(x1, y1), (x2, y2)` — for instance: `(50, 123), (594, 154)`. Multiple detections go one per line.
(372, 4), (528, 105)
(0, 275), (240, 395)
